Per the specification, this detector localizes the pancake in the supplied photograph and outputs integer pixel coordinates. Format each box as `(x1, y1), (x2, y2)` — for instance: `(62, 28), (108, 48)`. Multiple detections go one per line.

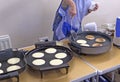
(80, 43), (90, 47)
(45, 48), (57, 54)
(7, 58), (20, 64)
(55, 53), (67, 59)
(92, 43), (103, 47)
(0, 63), (2, 67)
(49, 59), (63, 66)
(32, 59), (45, 66)
(76, 39), (87, 44)
(32, 52), (44, 58)
(95, 38), (106, 42)
(7, 65), (21, 72)
(85, 35), (95, 40)
(0, 69), (3, 74)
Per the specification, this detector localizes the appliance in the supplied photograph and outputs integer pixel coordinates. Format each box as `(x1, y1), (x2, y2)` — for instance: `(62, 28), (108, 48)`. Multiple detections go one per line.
(0, 49), (26, 82)
(25, 41), (73, 78)
(69, 31), (112, 55)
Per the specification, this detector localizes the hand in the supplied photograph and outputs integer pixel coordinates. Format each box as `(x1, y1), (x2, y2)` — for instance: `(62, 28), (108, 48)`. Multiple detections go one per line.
(88, 3), (99, 13)
(69, 4), (77, 17)
(93, 3), (99, 11)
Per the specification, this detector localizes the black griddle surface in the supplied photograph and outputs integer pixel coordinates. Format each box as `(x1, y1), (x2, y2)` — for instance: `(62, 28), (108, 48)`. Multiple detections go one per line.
(71, 31), (112, 48)
(0, 49), (26, 75)
(25, 46), (72, 71)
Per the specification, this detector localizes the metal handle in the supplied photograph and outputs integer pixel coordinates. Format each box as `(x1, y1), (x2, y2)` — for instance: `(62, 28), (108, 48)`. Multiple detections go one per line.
(70, 18), (77, 40)
(70, 17), (74, 33)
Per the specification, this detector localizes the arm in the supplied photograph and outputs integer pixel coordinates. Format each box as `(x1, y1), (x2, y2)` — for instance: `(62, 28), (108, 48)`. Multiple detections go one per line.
(63, 0), (76, 17)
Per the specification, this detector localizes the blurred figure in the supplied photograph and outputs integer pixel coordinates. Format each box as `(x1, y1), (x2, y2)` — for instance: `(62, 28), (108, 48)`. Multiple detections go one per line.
(53, 0), (98, 41)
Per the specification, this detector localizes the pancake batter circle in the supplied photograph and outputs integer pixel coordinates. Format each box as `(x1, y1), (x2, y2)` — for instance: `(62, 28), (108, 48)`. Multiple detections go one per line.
(32, 59), (45, 66)
(0, 63), (2, 67)
(55, 53), (67, 59)
(49, 59), (63, 66)
(7, 58), (20, 64)
(32, 52), (44, 58)
(0, 69), (3, 74)
(76, 39), (87, 44)
(85, 35), (95, 40)
(92, 43), (103, 47)
(7, 65), (21, 72)
(80, 43), (90, 47)
(45, 48), (57, 54)
(95, 38), (106, 42)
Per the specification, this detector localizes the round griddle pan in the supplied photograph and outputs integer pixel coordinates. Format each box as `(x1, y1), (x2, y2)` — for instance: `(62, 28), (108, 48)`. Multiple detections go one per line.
(69, 31), (112, 55)
(0, 49), (26, 80)
(25, 45), (73, 71)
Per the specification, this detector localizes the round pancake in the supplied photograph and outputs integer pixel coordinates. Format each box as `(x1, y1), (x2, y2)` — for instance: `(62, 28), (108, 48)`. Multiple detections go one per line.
(92, 43), (103, 47)
(45, 48), (57, 54)
(32, 52), (44, 58)
(7, 58), (20, 64)
(32, 59), (45, 66)
(76, 39), (87, 44)
(0, 69), (3, 74)
(55, 53), (67, 59)
(80, 43), (90, 47)
(50, 59), (63, 66)
(95, 38), (106, 42)
(0, 63), (2, 67)
(7, 65), (21, 72)
(85, 35), (95, 40)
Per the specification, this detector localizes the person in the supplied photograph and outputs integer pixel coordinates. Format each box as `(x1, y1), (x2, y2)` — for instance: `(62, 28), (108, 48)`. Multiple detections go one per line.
(52, 0), (98, 41)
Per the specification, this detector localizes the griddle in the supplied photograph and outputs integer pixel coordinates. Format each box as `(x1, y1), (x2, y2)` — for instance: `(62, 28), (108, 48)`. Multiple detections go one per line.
(0, 48), (26, 82)
(69, 31), (112, 55)
(25, 41), (73, 78)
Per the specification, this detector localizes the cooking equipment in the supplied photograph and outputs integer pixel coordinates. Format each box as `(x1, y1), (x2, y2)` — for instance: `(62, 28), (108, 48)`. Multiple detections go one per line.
(25, 41), (73, 78)
(69, 31), (112, 55)
(0, 48), (26, 82)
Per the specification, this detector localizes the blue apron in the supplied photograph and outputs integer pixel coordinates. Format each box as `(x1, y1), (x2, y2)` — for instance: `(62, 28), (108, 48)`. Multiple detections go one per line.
(53, 0), (91, 41)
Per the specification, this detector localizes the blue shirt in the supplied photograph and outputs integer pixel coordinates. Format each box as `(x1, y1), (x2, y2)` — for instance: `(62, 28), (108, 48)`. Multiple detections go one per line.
(53, 0), (92, 41)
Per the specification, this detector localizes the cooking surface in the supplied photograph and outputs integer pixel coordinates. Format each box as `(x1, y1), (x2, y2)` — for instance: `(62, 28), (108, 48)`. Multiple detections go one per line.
(25, 46), (72, 71)
(69, 31), (112, 55)
(72, 31), (111, 47)
(0, 59), (24, 74)
(0, 50), (26, 75)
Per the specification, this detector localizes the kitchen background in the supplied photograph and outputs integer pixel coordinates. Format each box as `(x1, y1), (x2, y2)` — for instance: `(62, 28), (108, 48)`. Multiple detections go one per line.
(0, 0), (119, 48)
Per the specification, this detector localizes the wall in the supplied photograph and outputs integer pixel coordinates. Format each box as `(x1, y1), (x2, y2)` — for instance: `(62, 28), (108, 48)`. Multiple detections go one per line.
(0, 0), (120, 48)
(82, 0), (120, 27)
(0, 0), (60, 48)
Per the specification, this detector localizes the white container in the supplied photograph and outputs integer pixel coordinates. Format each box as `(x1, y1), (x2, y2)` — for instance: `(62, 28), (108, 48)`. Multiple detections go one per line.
(83, 22), (97, 31)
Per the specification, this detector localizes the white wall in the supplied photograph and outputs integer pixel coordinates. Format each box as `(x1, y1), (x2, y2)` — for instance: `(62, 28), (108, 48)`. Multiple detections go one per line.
(0, 0), (120, 48)
(82, 0), (120, 27)
(0, 0), (60, 48)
